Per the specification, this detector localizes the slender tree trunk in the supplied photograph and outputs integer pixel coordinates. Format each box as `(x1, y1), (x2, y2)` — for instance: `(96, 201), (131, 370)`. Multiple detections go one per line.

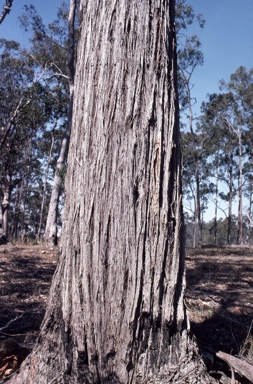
(227, 152), (233, 244)
(10, 185), (19, 238)
(214, 154), (219, 246)
(2, 206), (8, 239)
(37, 132), (55, 239)
(186, 83), (201, 248)
(44, 0), (77, 246)
(11, 181), (24, 239)
(192, 194), (197, 248)
(12, 1), (213, 383)
(225, 120), (244, 245)
(0, 197), (3, 240)
(237, 128), (243, 244)
(195, 161), (202, 247)
(2, 185), (10, 240)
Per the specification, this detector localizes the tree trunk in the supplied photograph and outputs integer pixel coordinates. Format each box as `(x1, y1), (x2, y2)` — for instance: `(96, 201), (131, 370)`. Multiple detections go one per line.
(1, 183), (11, 241)
(12, 1), (213, 383)
(214, 154), (219, 246)
(195, 160), (202, 247)
(225, 120), (244, 245)
(227, 152), (233, 245)
(44, 0), (77, 246)
(11, 181), (23, 239)
(0, 197), (3, 240)
(37, 132), (55, 239)
(237, 127), (243, 244)
(186, 80), (201, 249)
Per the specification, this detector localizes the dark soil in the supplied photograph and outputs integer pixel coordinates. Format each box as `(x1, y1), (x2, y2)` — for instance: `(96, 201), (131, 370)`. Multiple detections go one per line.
(0, 244), (252, 382)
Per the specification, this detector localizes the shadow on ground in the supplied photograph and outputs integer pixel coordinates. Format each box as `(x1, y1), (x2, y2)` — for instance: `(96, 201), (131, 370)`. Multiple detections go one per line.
(0, 245), (58, 343)
(186, 247), (253, 383)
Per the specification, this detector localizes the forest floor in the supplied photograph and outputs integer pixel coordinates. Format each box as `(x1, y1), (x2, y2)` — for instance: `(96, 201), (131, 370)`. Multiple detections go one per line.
(0, 244), (253, 383)
(186, 246), (253, 384)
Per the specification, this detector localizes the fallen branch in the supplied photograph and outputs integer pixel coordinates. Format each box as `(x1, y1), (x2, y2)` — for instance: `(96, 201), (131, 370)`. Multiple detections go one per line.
(0, 332), (32, 337)
(0, 314), (24, 332)
(216, 350), (253, 382)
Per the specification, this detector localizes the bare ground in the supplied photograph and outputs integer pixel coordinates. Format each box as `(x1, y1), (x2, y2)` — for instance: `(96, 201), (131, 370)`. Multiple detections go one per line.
(0, 244), (252, 383)
(0, 244), (58, 381)
(186, 247), (253, 383)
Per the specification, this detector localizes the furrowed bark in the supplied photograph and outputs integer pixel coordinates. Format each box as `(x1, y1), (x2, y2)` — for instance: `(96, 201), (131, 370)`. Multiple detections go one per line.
(12, 1), (214, 383)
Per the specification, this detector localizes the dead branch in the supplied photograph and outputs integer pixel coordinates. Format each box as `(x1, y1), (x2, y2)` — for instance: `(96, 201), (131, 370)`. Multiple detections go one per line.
(0, 314), (24, 332)
(0, 0), (13, 25)
(0, 98), (30, 150)
(216, 350), (253, 382)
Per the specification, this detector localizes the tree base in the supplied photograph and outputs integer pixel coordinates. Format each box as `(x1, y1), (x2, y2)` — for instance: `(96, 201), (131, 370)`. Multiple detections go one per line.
(10, 331), (216, 384)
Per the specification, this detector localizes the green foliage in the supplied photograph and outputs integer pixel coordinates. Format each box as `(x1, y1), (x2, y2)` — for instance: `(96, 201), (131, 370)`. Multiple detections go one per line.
(175, 0), (205, 34)
(0, 2), (75, 240)
(184, 66), (253, 246)
(176, 0), (205, 112)
(175, 1), (206, 247)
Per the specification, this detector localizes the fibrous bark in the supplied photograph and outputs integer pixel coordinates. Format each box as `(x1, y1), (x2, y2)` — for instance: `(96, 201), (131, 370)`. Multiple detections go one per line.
(12, 1), (214, 383)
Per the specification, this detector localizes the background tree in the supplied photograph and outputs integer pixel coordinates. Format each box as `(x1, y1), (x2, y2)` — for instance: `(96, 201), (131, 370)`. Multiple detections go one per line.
(176, 1), (205, 247)
(220, 66), (253, 244)
(20, 1), (80, 245)
(199, 92), (237, 245)
(199, 66), (253, 245)
(44, 0), (78, 245)
(11, 1), (212, 383)
(0, 3), (79, 243)
(181, 129), (209, 247)
(0, 39), (55, 241)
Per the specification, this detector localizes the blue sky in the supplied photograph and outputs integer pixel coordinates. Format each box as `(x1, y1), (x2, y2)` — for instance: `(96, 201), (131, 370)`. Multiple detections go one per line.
(1, 0), (252, 113)
(187, 0), (253, 116)
(0, 0), (62, 44)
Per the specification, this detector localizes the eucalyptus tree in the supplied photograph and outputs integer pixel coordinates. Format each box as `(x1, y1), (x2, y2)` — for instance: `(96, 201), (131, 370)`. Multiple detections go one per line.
(200, 92), (241, 244)
(175, 1), (205, 247)
(44, 0), (78, 245)
(20, 1), (79, 245)
(178, 35), (204, 247)
(11, 1), (213, 383)
(0, 38), (34, 241)
(221, 66), (253, 243)
(200, 67), (253, 244)
(0, 38), (57, 241)
(181, 125), (213, 246)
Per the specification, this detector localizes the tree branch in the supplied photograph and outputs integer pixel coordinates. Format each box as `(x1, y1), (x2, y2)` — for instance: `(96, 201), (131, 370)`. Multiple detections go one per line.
(0, 0), (14, 25)
(217, 351), (253, 383)
(0, 98), (30, 150)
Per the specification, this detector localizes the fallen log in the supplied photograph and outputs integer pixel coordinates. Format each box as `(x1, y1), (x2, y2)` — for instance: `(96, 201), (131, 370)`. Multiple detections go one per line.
(216, 351), (253, 382)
